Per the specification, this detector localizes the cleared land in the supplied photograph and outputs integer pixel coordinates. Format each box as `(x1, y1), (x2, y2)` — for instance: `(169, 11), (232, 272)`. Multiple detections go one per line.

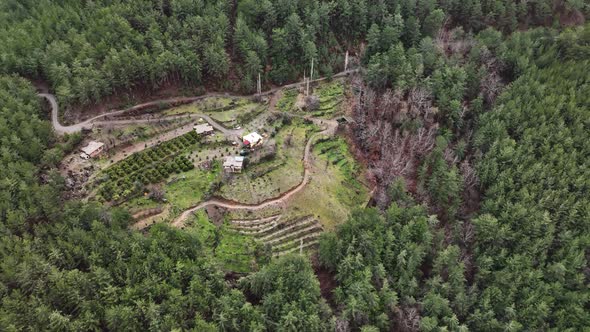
(276, 79), (346, 118)
(60, 80), (368, 264)
(217, 119), (318, 204)
(164, 97), (263, 128)
(283, 137), (369, 230)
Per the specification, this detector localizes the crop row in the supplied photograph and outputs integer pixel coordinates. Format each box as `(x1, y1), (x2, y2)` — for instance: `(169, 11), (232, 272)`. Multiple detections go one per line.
(229, 215), (323, 256)
(104, 130), (200, 183)
(98, 155), (194, 202)
(96, 131), (200, 202)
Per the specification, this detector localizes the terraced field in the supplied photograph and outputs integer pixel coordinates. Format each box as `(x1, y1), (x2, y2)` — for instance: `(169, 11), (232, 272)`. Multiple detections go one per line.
(228, 214), (323, 256)
(313, 81), (345, 118)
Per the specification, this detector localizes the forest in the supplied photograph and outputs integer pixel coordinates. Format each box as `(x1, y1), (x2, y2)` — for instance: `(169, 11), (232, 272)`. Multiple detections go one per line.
(0, 0), (589, 331)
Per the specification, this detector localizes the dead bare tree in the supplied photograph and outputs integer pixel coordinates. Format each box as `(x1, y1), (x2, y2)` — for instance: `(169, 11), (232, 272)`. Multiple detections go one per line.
(459, 159), (478, 190)
(334, 319), (350, 332)
(481, 72), (503, 105)
(395, 306), (421, 332)
(408, 86), (433, 120)
(443, 146), (459, 165)
(351, 80), (441, 207)
(148, 185), (166, 202)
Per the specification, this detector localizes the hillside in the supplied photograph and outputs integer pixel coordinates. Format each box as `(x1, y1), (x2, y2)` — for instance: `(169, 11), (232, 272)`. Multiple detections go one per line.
(0, 0), (588, 331)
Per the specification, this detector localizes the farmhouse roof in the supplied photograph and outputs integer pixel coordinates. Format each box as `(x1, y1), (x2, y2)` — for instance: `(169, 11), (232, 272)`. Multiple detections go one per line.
(194, 123), (214, 134)
(223, 156), (244, 168)
(80, 141), (104, 155)
(243, 132), (262, 145)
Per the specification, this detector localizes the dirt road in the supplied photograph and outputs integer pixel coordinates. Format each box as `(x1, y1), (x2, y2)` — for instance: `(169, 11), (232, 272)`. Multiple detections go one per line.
(131, 118), (338, 230)
(38, 69), (357, 135)
(38, 70), (351, 230)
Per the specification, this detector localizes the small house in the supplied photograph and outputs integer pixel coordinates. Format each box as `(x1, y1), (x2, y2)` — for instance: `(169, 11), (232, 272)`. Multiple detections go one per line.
(80, 141), (105, 159)
(243, 132), (263, 147)
(223, 156), (245, 173)
(194, 123), (214, 136)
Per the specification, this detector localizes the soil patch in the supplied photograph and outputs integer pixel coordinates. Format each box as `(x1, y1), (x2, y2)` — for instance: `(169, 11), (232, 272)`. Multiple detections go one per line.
(312, 256), (337, 308)
(206, 205), (226, 226)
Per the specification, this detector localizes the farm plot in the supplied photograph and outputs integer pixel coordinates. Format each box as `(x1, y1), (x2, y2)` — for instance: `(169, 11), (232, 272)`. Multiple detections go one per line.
(165, 163), (220, 211)
(225, 204), (285, 221)
(312, 81), (345, 118)
(228, 214), (323, 257)
(163, 96), (237, 115)
(276, 80), (345, 118)
(217, 121), (317, 204)
(94, 122), (168, 146)
(283, 137), (369, 230)
(276, 89), (298, 112)
(93, 131), (200, 202)
(121, 162), (221, 227)
(164, 96), (263, 127)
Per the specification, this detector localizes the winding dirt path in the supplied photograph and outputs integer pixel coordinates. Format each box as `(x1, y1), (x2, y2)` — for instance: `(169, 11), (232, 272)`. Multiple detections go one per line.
(38, 70), (354, 230)
(131, 118), (338, 230)
(39, 69), (357, 135)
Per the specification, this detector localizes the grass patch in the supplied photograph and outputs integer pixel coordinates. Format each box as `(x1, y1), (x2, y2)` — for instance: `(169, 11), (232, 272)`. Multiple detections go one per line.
(314, 138), (366, 204)
(120, 196), (160, 213)
(312, 81), (345, 118)
(163, 97), (240, 116)
(164, 97), (264, 128)
(165, 163), (221, 212)
(185, 211), (257, 273)
(122, 159), (221, 225)
(276, 89), (298, 112)
(218, 120), (318, 204)
(163, 103), (202, 116)
(285, 137), (368, 230)
(225, 206), (284, 220)
(235, 104), (266, 126)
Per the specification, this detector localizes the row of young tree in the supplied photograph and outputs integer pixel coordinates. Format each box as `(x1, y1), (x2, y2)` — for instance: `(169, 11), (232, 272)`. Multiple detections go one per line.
(2, 0), (586, 109)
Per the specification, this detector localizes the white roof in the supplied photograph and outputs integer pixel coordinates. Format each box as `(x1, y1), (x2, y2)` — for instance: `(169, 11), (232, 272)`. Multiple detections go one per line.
(223, 156), (244, 167)
(80, 141), (104, 155)
(194, 123), (214, 134)
(243, 132), (263, 144)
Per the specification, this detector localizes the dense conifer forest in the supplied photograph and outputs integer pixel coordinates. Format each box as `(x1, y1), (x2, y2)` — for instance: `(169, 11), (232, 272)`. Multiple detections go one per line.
(0, 0), (588, 330)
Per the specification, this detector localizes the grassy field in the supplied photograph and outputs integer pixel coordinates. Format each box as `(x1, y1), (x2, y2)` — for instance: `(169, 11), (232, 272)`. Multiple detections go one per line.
(185, 210), (257, 272)
(225, 205), (284, 220)
(312, 81), (345, 118)
(218, 120), (317, 204)
(284, 137), (369, 230)
(276, 89), (298, 112)
(165, 163), (221, 212)
(276, 80), (345, 118)
(163, 97), (238, 115)
(120, 196), (160, 214)
(122, 160), (220, 221)
(163, 97), (262, 126)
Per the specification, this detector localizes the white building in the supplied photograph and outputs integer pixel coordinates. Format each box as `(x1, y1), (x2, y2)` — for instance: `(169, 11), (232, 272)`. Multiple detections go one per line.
(80, 141), (105, 159)
(194, 123), (214, 135)
(223, 156), (245, 173)
(242, 132), (263, 147)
